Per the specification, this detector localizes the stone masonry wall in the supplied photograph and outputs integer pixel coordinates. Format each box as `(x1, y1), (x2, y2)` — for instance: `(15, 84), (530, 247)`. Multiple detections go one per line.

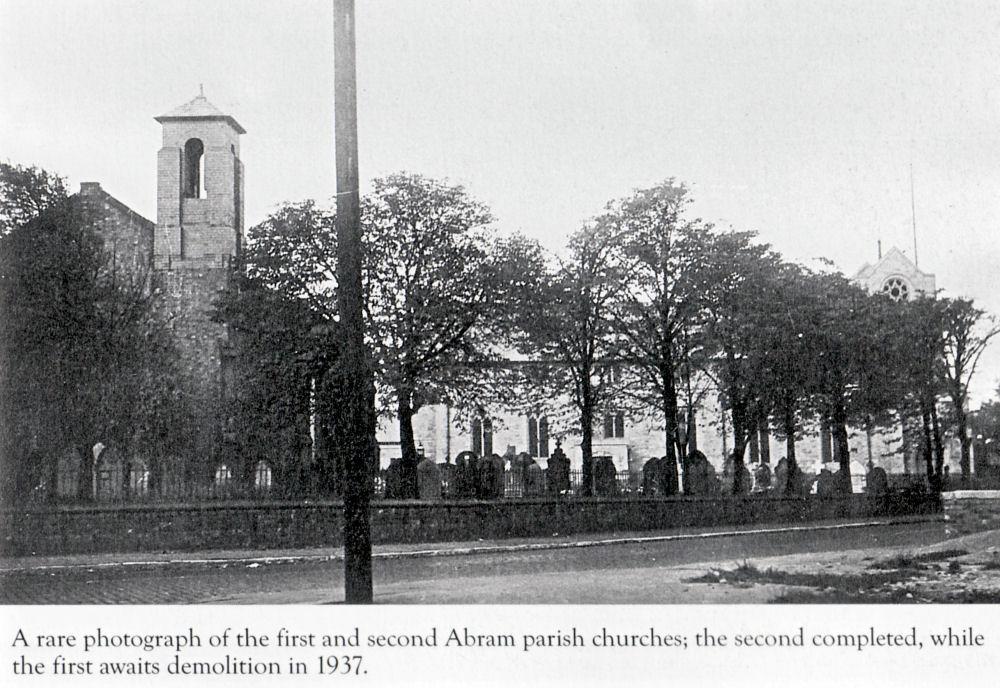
(155, 267), (231, 463)
(942, 490), (1000, 537)
(0, 494), (940, 557)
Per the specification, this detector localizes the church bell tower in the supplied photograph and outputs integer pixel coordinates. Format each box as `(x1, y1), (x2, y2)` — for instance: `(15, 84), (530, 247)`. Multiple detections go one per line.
(154, 91), (245, 268)
(152, 91), (246, 468)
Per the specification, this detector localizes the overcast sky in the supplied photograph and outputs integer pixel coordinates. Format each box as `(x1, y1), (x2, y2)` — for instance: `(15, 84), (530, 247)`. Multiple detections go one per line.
(3, 0), (1000, 404)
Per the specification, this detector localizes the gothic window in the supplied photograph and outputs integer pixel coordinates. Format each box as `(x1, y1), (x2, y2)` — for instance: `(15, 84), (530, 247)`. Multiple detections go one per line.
(527, 416), (550, 458)
(183, 138), (205, 198)
(603, 412), (625, 439)
(214, 463), (232, 486)
(254, 461), (273, 490)
(881, 277), (910, 302)
(471, 417), (493, 456)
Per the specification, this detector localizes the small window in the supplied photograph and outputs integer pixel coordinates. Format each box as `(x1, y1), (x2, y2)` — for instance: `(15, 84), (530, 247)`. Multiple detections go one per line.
(471, 417), (493, 456)
(214, 463), (232, 486)
(527, 416), (550, 457)
(254, 461), (272, 490)
(603, 412), (625, 439)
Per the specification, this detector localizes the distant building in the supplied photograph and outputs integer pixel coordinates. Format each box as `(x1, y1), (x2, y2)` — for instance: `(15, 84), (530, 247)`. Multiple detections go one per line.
(854, 246), (936, 301)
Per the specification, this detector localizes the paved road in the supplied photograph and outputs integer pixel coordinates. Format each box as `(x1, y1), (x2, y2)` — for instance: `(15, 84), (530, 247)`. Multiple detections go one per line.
(0, 520), (947, 604)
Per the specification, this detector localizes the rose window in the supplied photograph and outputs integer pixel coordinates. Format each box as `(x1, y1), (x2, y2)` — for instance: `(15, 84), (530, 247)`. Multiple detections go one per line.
(881, 277), (910, 301)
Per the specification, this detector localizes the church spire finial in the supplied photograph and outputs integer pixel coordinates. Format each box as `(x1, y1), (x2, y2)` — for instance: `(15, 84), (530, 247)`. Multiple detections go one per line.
(199, 83), (204, 97)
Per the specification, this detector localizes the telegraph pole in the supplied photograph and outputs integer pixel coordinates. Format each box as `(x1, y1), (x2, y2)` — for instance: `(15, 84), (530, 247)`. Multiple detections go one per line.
(334, 0), (373, 603)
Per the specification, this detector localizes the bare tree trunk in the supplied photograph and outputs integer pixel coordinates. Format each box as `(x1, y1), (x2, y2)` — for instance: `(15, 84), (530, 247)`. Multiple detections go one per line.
(396, 392), (419, 499)
(730, 399), (749, 495)
(920, 403), (936, 490)
(831, 396), (852, 493)
(782, 405), (799, 496)
(660, 362), (680, 496)
(758, 417), (771, 464)
(580, 375), (594, 497)
(930, 402), (946, 490)
(955, 403), (972, 483)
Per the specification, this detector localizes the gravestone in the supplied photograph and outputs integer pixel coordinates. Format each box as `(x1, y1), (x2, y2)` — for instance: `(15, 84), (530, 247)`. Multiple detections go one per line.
(417, 457), (442, 500)
(752, 462), (773, 492)
(546, 445), (570, 495)
(594, 455), (619, 496)
(384, 457), (407, 499)
(865, 463), (889, 495)
(815, 467), (838, 497)
(685, 450), (718, 496)
(642, 457), (661, 496)
(524, 459), (543, 496)
(452, 451), (477, 499)
(475, 452), (498, 499)
(491, 453), (506, 498)
(773, 456), (789, 494)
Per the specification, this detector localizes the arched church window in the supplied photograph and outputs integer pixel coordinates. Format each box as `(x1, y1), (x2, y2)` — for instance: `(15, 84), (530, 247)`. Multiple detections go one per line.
(254, 461), (273, 490)
(881, 277), (910, 301)
(214, 463), (232, 486)
(183, 138), (205, 198)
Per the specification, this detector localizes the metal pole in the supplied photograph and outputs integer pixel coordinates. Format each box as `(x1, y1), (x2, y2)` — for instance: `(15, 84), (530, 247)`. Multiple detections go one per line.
(910, 163), (918, 269)
(334, 0), (373, 604)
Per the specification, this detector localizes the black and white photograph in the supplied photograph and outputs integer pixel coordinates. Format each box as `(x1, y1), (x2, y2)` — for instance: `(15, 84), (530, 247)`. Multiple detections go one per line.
(2, 1), (1000, 683)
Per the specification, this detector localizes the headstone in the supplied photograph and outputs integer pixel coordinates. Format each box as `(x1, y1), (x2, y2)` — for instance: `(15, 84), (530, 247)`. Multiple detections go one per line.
(524, 460), (543, 496)
(417, 457), (442, 500)
(865, 463), (889, 495)
(752, 462), (773, 492)
(546, 446), (570, 495)
(452, 451), (477, 499)
(815, 467), (838, 497)
(642, 457), (661, 496)
(773, 457), (789, 494)
(491, 454), (506, 498)
(594, 455), (619, 496)
(475, 452), (498, 499)
(384, 457), (407, 499)
(685, 450), (718, 496)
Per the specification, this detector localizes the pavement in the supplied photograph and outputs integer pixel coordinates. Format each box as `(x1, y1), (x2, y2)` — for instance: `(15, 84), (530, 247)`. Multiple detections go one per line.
(6, 514), (989, 604)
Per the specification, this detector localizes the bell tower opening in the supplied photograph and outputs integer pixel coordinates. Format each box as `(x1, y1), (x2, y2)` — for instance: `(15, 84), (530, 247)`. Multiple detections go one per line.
(183, 138), (205, 199)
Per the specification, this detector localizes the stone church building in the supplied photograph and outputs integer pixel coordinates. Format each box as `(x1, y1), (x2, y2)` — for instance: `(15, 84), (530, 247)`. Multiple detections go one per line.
(49, 93), (247, 499)
(383, 245), (960, 491)
(58, 93), (963, 499)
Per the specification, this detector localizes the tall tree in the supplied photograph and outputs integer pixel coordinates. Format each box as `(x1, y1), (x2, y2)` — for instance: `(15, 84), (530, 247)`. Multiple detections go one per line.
(938, 297), (1000, 482)
(363, 173), (521, 497)
(517, 221), (624, 495)
(752, 262), (827, 494)
(699, 230), (783, 493)
(239, 177), (531, 498)
(0, 180), (183, 502)
(0, 161), (68, 238)
(604, 180), (711, 493)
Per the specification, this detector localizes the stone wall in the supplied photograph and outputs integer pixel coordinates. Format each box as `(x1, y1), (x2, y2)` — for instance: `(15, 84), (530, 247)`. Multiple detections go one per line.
(942, 490), (1000, 537)
(0, 494), (940, 557)
(77, 182), (155, 281)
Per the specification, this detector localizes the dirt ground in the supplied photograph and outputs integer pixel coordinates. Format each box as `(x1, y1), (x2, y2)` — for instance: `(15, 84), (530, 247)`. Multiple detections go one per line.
(681, 528), (1000, 603)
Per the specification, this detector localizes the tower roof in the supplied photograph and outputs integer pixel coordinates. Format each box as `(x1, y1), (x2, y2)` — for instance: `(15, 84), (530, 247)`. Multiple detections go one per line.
(155, 93), (246, 134)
